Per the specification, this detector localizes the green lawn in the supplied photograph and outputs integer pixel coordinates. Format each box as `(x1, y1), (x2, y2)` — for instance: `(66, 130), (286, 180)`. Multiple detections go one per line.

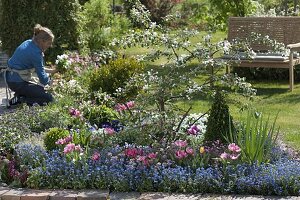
(178, 78), (300, 151)
(121, 31), (300, 151)
(241, 80), (300, 150)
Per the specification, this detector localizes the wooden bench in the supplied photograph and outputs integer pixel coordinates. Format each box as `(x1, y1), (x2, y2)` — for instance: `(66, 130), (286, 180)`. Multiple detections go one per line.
(227, 17), (300, 91)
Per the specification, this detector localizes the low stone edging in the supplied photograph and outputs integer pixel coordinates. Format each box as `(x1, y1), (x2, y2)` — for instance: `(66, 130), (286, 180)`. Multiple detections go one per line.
(0, 187), (299, 200)
(0, 187), (108, 200)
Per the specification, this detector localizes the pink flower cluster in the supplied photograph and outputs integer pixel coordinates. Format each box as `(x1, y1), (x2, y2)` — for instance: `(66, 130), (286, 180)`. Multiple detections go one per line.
(187, 125), (200, 135)
(220, 143), (241, 160)
(137, 152), (157, 166)
(124, 147), (143, 158)
(55, 135), (73, 145)
(69, 107), (81, 118)
(63, 143), (83, 154)
(174, 140), (194, 160)
(104, 128), (115, 136)
(115, 101), (135, 112)
(124, 147), (158, 166)
(174, 140), (188, 148)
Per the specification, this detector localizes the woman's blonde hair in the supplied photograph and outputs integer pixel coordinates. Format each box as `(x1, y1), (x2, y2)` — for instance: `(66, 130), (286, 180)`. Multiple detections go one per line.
(33, 24), (54, 42)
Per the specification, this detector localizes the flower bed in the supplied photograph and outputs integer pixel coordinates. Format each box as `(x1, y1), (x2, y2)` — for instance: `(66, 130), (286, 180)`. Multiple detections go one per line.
(0, 2), (299, 196)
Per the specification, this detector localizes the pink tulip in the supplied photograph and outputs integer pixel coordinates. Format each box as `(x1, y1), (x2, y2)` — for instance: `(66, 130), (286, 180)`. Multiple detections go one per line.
(115, 103), (127, 112)
(230, 153), (240, 160)
(147, 152), (157, 159)
(174, 140), (188, 148)
(220, 152), (229, 160)
(126, 101), (135, 109)
(63, 143), (75, 154)
(124, 148), (142, 158)
(228, 143), (241, 153)
(92, 152), (100, 161)
(186, 147), (194, 155)
(105, 128), (115, 136)
(187, 125), (200, 135)
(175, 150), (188, 159)
(69, 108), (81, 117)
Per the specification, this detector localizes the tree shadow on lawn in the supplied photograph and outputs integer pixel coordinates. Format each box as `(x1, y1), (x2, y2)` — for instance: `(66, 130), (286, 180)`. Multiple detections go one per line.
(254, 87), (288, 97)
(253, 83), (300, 104)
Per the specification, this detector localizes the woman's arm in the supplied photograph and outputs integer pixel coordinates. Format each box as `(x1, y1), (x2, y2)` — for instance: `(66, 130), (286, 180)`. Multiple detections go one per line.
(44, 66), (58, 74)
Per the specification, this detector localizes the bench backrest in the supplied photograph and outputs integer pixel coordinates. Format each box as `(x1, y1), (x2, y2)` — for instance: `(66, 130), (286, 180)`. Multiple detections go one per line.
(228, 17), (300, 51)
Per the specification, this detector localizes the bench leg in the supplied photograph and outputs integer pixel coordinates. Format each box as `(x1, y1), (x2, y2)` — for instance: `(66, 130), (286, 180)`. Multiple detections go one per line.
(289, 53), (294, 91)
(289, 65), (294, 91)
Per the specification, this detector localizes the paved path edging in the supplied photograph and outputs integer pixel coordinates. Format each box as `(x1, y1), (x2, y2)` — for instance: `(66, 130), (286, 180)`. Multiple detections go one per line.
(0, 187), (299, 200)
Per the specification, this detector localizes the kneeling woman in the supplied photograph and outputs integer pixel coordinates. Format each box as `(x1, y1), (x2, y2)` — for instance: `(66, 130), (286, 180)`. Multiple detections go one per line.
(6, 24), (57, 106)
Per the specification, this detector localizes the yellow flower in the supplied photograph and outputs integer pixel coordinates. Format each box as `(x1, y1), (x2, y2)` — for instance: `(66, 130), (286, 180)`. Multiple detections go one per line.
(199, 146), (205, 154)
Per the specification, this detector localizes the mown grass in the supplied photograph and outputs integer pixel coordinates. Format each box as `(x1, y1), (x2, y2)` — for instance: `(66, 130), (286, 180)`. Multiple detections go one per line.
(121, 30), (300, 151)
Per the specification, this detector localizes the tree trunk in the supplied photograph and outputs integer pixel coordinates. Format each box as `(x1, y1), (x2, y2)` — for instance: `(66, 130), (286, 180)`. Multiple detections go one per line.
(284, 0), (288, 16)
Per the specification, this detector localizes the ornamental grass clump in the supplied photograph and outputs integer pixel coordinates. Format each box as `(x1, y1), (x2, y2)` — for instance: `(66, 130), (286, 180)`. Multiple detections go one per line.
(228, 109), (279, 164)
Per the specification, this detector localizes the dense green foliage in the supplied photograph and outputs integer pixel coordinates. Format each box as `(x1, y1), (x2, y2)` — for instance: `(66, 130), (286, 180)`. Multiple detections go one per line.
(124, 0), (180, 24)
(78, 0), (130, 51)
(88, 57), (144, 97)
(43, 127), (70, 151)
(204, 91), (235, 143)
(210, 0), (254, 27)
(0, 0), (81, 61)
(83, 104), (117, 127)
(179, 0), (210, 28)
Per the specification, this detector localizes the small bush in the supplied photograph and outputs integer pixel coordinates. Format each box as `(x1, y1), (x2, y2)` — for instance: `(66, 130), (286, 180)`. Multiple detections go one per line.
(88, 57), (144, 97)
(43, 128), (70, 151)
(83, 104), (118, 127)
(204, 90), (235, 143)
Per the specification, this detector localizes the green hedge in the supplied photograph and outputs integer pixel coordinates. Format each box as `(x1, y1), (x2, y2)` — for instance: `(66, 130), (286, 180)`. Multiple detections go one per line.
(0, 0), (81, 62)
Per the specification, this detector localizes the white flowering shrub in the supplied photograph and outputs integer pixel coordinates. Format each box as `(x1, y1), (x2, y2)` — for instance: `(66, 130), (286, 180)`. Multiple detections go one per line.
(109, 1), (259, 148)
(55, 54), (72, 73)
(52, 79), (88, 101)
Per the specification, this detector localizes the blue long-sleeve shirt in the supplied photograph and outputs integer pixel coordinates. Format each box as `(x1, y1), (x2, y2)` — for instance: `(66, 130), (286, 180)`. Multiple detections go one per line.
(6, 39), (50, 85)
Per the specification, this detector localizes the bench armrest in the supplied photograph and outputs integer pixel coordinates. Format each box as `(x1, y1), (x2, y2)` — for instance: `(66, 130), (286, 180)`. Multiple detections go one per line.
(287, 43), (300, 50)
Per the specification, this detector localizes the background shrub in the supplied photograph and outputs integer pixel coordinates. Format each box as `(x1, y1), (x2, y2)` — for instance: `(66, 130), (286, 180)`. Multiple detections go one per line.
(88, 57), (144, 97)
(178, 0), (210, 28)
(0, 0), (81, 62)
(124, 0), (180, 25)
(78, 0), (131, 51)
(204, 90), (235, 143)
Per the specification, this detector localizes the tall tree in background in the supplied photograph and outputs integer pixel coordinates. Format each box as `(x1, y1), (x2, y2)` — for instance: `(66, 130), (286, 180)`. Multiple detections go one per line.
(210, 0), (253, 28)
(124, 0), (182, 24)
(0, 0), (81, 61)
